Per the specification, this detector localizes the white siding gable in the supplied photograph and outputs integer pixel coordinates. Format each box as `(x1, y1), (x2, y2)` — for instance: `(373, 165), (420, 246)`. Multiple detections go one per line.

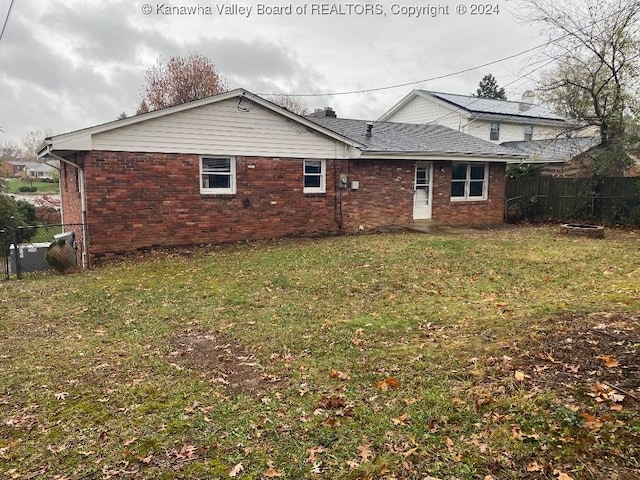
(464, 120), (570, 143)
(384, 95), (464, 131)
(92, 99), (351, 159)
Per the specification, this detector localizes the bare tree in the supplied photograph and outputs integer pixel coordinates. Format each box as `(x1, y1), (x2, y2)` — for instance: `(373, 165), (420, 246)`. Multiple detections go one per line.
(136, 53), (228, 114)
(268, 95), (310, 116)
(21, 130), (50, 162)
(519, 0), (640, 175)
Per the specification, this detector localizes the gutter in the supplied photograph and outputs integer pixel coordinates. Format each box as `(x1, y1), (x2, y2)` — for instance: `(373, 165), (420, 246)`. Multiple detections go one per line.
(38, 144), (89, 270)
(359, 151), (529, 162)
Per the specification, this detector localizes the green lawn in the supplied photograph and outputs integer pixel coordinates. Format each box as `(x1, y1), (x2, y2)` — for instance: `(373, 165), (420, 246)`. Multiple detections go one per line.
(4, 177), (60, 194)
(1, 226), (638, 479)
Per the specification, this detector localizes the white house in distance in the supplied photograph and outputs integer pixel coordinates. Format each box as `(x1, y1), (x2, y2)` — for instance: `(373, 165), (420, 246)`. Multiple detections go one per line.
(378, 90), (600, 167)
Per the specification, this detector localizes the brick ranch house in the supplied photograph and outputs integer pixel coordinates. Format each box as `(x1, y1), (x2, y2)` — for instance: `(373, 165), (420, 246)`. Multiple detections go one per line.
(37, 89), (526, 265)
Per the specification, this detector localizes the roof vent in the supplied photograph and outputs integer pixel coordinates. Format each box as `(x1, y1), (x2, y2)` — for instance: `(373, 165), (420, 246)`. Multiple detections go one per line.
(365, 122), (374, 137)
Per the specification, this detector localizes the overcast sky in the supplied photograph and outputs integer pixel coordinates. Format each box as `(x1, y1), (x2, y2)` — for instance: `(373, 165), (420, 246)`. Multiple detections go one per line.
(0, 0), (545, 146)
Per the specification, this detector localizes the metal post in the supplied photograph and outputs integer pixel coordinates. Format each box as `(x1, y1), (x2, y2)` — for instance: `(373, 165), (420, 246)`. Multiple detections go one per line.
(10, 216), (22, 280)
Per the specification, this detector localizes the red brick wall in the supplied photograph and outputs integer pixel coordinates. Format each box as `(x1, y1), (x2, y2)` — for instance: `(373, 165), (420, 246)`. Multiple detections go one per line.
(82, 152), (341, 259)
(59, 160), (84, 249)
(339, 159), (415, 230)
(431, 161), (506, 225)
(77, 153), (506, 260)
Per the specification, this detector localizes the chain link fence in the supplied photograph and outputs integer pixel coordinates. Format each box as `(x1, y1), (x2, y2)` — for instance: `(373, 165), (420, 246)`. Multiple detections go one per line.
(2, 223), (85, 279)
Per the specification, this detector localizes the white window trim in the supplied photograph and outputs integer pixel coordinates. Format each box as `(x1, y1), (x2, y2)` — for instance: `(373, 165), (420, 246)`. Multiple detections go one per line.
(303, 159), (326, 194)
(450, 163), (488, 202)
(490, 122), (500, 141)
(200, 156), (236, 195)
(524, 125), (534, 141)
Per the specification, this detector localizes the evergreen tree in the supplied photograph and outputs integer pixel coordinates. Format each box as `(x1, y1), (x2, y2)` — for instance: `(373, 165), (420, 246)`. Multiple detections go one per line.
(475, 74), (507, 100)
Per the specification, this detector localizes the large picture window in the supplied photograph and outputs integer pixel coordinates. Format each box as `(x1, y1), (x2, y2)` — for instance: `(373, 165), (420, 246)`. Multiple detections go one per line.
(200, 157), (235, 194)
(451, 163), (488, 201)
(303, 160), (326, 193)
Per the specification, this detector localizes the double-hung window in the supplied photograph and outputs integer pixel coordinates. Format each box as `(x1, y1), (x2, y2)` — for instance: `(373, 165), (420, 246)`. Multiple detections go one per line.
(200, 156), (235, 194)
(303, 160), (326, 193)
(451, 163), (488, 201)
(490, 122), (500, 141)
(524, 125), (533, 141)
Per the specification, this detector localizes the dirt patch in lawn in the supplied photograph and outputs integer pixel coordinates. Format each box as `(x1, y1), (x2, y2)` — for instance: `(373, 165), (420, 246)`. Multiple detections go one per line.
(509, 311), (639, 408)
(465, 312), (639, 479)
(168, 332), (278, 396)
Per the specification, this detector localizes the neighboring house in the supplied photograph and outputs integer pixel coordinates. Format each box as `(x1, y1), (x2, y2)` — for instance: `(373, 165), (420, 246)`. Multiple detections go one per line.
(378, 90), (600, 167)
(38, 89), (526, 264)
(1, 160), (57, 178)
(24, 161), (57, 179)
(3, 160), (36, 176)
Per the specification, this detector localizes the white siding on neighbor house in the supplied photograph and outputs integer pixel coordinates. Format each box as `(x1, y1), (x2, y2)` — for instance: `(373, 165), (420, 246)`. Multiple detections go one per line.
(384, 96), (463, 131)
(92, 99), (352, 159)
(464, 120), (568, 143)
(532, 125), (569, 140)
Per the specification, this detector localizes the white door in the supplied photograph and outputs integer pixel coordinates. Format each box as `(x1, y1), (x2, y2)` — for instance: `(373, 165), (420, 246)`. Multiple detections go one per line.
(413, 162), (433, 220)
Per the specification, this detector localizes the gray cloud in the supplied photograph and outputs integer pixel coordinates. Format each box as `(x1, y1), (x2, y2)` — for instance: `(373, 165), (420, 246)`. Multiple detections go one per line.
(0, 0), (545, 144)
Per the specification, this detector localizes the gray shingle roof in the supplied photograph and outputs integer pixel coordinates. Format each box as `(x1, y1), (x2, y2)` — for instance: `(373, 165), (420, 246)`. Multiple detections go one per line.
(424, 91), (567, 122)
(307, 117), (519, 157)
(500, 137), (599, 163)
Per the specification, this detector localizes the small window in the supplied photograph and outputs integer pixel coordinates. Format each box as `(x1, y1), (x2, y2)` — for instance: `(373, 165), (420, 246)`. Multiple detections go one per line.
(304, 160), (325, 193)
(524, 125), (533, 141)
(490, 122), (500, 141)
(451, 163), (488, 201)
(201, 156), (235, 194)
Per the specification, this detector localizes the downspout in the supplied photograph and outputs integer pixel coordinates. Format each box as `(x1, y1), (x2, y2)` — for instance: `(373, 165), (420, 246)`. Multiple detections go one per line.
(41, 147), (89, 270)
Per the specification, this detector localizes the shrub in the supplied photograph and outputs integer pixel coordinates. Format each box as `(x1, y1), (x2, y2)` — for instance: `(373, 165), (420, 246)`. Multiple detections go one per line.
(0, 197), (37, 242)
(18, 186), (30, 192)
(45, 240), (76, 273)
(30, 186), (37, 192)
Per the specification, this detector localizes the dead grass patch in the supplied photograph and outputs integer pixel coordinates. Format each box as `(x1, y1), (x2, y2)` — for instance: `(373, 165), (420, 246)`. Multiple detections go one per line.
(168, 331), (278, 396)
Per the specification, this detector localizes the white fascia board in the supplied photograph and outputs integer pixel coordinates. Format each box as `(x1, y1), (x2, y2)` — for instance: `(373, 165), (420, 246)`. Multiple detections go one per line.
(44, 89), (364, 154)
(469, 112), (570, 127)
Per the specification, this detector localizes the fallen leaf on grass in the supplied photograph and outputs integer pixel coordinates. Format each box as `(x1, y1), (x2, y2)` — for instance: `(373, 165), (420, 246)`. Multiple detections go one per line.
(316, 396), (346, 410)
(358, 443), (374, 462)
(375, 377), (400, 391)
(175, 444), (196, 460)
(553, 469), (575, 480)
(229, 463), (244, 477)
(597, 354), (619, 368)
(306, 446), (326, 463)
(54, 392), (69, 401)
(581, 412), (604, 431)
(330, 369), (350, 380)
(263, 461), (281, 478)
(392, 413), (410, 426)
(514, 370), (527, 382)
(527, 461), (544, 472)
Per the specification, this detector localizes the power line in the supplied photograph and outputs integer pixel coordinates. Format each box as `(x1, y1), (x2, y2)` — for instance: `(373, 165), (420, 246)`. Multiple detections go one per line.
(258, 5), (633, 99)
(257, 40), (555, 98)
(0, 0), (15, 44)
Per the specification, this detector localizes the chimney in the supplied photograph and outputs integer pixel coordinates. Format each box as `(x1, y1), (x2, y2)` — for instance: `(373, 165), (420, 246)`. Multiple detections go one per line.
(308, 107), (337, 118)
(519, 90), (535, 112)
(365, 122), (374, 137)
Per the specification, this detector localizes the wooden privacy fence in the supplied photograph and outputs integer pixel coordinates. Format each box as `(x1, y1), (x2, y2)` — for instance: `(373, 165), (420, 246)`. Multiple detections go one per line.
(505, 177), (640, 225)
